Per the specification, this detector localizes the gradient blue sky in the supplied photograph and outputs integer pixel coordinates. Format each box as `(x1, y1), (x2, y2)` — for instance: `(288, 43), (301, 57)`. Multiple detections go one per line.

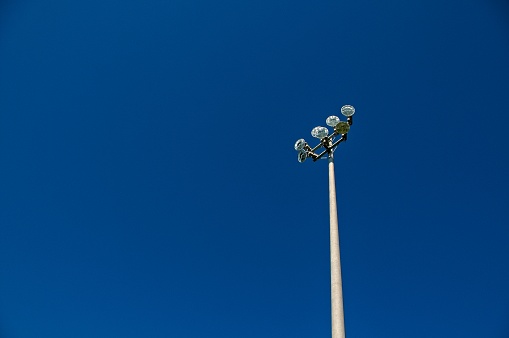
(1, 1), (509, 337)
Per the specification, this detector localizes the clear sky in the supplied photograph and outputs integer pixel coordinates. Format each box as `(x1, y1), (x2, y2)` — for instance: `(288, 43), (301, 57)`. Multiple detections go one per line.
(1, 0), (509, 337)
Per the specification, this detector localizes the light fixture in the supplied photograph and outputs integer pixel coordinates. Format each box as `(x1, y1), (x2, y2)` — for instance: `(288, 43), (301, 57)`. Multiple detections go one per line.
(340, 105), (355, 117)
(294, 105), (356, 163)
(326, 115), (340, 127)
(294, 138), (307, 151)
(297, 150), (307, 163)
(334, 121), (350, 134)
(311, 126), (329, 139)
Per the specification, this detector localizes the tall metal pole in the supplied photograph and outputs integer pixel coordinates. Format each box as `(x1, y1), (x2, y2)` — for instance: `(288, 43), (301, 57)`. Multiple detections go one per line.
(294, 104), (355, 337)
(329, 153), (345, 338)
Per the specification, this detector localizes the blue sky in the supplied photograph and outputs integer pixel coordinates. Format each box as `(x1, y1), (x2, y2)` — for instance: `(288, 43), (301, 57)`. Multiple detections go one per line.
(1, 0), (509, 337)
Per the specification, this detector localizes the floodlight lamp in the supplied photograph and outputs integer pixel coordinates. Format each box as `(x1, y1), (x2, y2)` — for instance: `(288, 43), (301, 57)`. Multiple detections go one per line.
(311, 126), (329, 139)
(294, 138), (307, 151)
(297, 150), (307, 163)
(334, 121), (350, 134)
(341, 105), (355, 117)
(326, 116), (340, 127)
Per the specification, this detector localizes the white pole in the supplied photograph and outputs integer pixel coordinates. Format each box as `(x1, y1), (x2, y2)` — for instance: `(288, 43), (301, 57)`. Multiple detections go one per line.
(329, 154), (345, 338)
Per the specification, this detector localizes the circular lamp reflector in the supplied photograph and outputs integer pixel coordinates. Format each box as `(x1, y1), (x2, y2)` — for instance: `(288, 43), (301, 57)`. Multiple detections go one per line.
(311, 126), (329, 139)
(297, 151), (307, 163)
(334, 121), (350, 134)
(341, 105), (355, 117)
(294, 138), (306, 151)
(326, 116), (340, 127)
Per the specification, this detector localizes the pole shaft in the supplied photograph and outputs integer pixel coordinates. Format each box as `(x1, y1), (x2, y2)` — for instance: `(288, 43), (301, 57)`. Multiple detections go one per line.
(329, 155), (345, 338)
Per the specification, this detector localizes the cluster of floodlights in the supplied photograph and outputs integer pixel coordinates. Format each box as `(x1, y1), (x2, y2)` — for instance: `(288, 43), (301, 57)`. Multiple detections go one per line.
(294, 105), (355, 162)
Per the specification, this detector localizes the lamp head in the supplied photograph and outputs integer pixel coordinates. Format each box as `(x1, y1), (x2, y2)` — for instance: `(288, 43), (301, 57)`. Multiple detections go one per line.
(341, 105), (355, 117)
(311, 126), (329, 139)
(326, 115), (340, 127)
(334, 121), (350, 134)
(297, 150), (307, 163)
(294, 138), (307, 151)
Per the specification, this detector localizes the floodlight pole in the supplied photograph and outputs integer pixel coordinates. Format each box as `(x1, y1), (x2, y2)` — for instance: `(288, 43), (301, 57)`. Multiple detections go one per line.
(294, 104), (355, 338)
(328, 152), (345, 338)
